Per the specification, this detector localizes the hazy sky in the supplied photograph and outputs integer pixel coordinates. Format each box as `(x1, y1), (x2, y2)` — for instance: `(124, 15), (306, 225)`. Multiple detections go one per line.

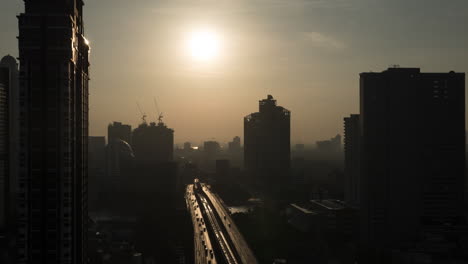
(1, 0), (467, 145)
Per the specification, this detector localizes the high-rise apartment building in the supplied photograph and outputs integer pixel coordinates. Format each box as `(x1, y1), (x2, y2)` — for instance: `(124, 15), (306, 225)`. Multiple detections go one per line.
(17, 0), (90, 262)
(0, 55), (19, 259)
(88, 136), (105, 211)
(244, 95), (290, 189)
(108, 121), (132, 145)
(203, 141), (221, 157)
(344, 114), (360, 207)
(132, 121), (174, 163)
(228, 136), (241, 153)
(359, 68), (465, 260)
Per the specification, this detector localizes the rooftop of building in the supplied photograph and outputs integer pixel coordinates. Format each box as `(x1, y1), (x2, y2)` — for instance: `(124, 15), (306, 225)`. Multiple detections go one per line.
(0, 55), (17, 67)
(360, 66), (464, 76)
(290, 203), (318, 215)
(309, 199), (349, 210)
(290, 200), (354, 216)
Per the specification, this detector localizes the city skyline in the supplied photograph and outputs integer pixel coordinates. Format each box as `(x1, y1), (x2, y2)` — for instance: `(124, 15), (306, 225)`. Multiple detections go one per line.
(1, 0), (468, 143)
(1, 1), (468, 263)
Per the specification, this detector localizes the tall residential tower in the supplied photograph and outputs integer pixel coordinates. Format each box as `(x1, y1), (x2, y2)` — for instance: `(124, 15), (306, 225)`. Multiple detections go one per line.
(0, 55), (19, 260)
(18, 0), (90, 263)
(359, 68), (465, 261)
(244, 95), (290, 191)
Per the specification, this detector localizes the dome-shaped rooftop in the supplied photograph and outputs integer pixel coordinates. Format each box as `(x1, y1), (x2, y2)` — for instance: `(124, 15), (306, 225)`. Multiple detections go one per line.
(108, 139), (135, 159)
(0, 55), (17, 67)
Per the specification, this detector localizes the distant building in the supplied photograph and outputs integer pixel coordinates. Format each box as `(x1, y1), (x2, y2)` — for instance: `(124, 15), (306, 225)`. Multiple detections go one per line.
(360, 68), (465, 261)
(0, 55), (19, 257)
(132, 121), (174, 163)
(244, 95), (290, 189)
(183, 142), (192, 152)
(17, 0), (91, 262)
(228, 136), (241, 153)
(316, 134), (341, 153)
(105, 139), (135, 214)
(108, 121), (132, 144)
(203, 141), (221, 156)
(343, 114), (360, 206)
(88, 136), (106, 211)
(131, 121), (177, 209)
(89, 137), (106, 168)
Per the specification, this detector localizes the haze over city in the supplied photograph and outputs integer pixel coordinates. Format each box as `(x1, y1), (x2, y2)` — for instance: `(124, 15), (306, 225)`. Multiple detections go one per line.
(1, 1), (468, 263)
(1, 0), (467, 143)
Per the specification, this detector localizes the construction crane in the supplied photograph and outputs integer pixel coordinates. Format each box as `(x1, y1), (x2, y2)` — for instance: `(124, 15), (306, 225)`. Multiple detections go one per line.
(136, 102), (147, 124)
(153, 97), (164, 124)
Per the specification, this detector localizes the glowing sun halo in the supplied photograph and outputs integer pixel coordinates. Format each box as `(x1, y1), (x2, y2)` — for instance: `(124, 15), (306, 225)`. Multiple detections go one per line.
(187, 29), (221, 62)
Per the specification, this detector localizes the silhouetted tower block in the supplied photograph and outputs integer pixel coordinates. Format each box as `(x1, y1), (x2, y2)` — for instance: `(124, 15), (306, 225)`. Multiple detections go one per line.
(105, 139), (135, 215)
(228, 136), (241, 153)
(88, 136), (105, 211)
(344, 114), (360, 206)
(203, 141), (221, 157)
(183, 142), (192, 152)
(360, 68), (465, 258)
(0, 55), (19, 256)
(244, 95), (291, 189)
(17, 0), (90, 263)
(132, 122), (174, 163)
(108, 121), (132, 144)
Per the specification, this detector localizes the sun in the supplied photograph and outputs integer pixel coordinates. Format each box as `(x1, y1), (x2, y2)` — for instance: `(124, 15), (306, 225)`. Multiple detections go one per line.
(186, 29), (221, 62)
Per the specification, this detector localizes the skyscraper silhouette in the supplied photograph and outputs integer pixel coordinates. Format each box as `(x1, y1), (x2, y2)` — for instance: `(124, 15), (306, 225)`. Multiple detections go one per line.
(228, 136), (241, 153)
(0, 55), (19, 260)
(132, 121), (174, 163)
(17, 0), (90, 262)
(108, 121), (132, 145)
(359, 68), (465, 261)
(244, 95), (290, 191)
(344, 114), (360, 207)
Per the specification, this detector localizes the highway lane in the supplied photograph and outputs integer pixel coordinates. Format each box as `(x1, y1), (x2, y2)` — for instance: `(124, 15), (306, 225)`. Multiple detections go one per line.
(201, 185), (258, 264)
(187, 181), (258, 264)
(186, 185), (218, 264)
(198, 195), (239, 264)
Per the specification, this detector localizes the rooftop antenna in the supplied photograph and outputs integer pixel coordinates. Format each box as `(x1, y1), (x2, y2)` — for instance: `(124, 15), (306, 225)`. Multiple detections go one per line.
(136, 102), (147, 124)
(153, 97), (164, 124)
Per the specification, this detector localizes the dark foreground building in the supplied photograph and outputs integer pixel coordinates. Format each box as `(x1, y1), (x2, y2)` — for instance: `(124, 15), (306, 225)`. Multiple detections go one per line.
(17, 0), (90, 263)
(244, 95), (290, 192)
(359, 68), (466, 262)
(0, 55), (19, 261)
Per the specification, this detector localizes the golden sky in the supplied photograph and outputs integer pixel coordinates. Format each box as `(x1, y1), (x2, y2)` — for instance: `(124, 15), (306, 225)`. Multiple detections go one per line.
(1, 0), (467, 145)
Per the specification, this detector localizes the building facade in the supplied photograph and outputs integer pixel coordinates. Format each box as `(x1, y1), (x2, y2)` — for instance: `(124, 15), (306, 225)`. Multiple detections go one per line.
(0, 55), (19, 260)
(108, 121), (132, 145)
(244, 95), (290, 190)
(344, 114), (360, 207)
(228, 136), (241, 153)
(88, 136), (105, 211)
(132, 121), (174, 163)
(17, 0), (90, 262)
(359, 68), (465, 261)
